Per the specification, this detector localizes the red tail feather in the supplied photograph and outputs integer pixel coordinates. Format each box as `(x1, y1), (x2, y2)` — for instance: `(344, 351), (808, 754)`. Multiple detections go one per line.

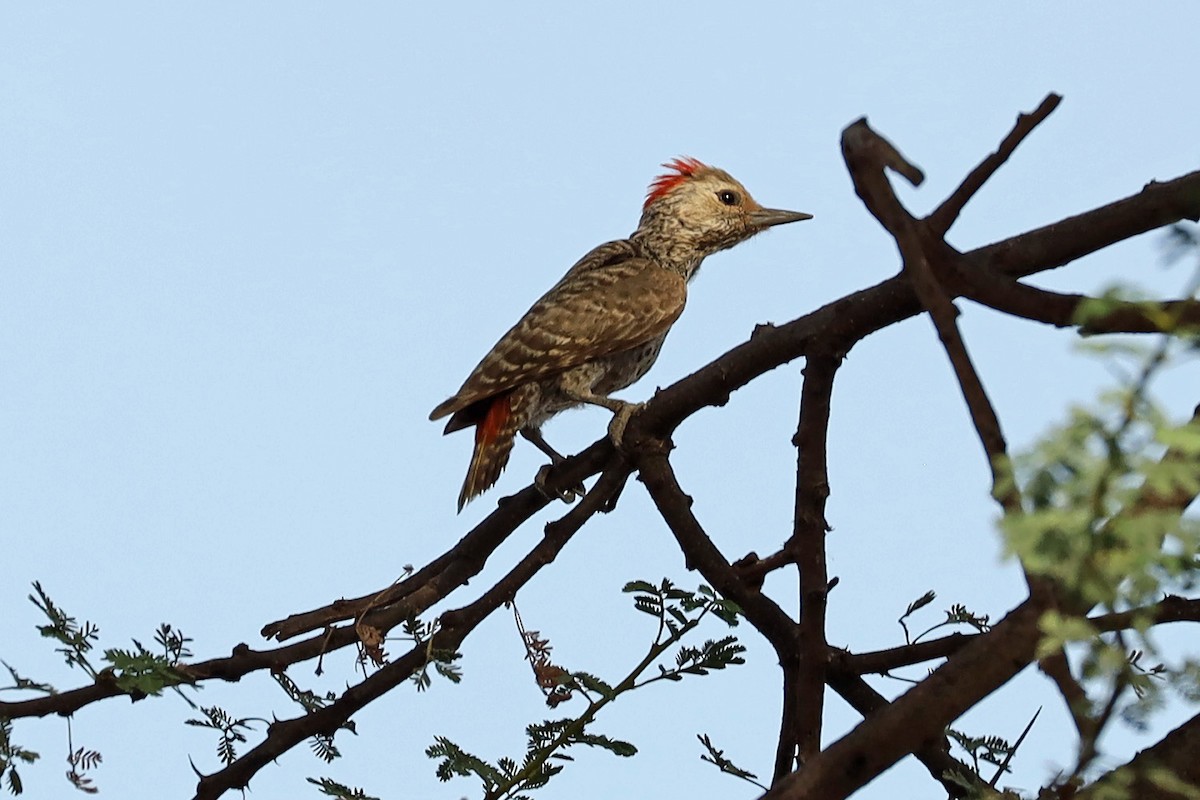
(459, 392), (517, 511)
(476, 392), (510, 449)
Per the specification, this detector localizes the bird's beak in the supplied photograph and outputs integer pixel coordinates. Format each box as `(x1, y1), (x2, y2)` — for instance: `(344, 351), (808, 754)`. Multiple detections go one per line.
(748, 208), (813, 229)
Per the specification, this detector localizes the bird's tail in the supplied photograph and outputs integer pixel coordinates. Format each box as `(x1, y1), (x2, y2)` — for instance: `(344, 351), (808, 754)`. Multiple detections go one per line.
(458, 391), (518, 511)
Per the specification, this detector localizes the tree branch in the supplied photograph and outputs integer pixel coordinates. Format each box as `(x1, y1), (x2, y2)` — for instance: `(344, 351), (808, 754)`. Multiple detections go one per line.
(1038, 649), (1097, 742)
(952, 266), (1200, 334)
(262, 439), (614, 642)
(636, 452), (800, 658)
(834, 634), (973, 676)
(928, 93), (1062, 236)
(192, 457), (629, 800)
(1074, 711), (1200, 800)
(9, 164), (1195, 739)
(966, 172), (1200, 281)
(761, 597), (1053, 800)
(1091, 594), (1200, 632)
(780, 352), (841, 777)
(827, 671), (979, 798)
(633, 169), (1200, 444)
(842, 117), (1022, 517)
(637, 450), (816, 788)
(835, 593), (1200, 680)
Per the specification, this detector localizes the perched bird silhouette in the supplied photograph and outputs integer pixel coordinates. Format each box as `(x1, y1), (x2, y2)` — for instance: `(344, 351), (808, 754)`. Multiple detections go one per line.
(430, 157), (811, 510)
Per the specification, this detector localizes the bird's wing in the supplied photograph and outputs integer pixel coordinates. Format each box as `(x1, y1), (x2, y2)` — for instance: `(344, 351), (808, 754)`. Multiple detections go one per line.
(429, 245), (686, 421)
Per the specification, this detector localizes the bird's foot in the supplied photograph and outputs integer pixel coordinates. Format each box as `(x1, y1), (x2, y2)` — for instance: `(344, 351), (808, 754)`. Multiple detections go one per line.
(535, 464), (584, 505)
(608, 401), (646, 449)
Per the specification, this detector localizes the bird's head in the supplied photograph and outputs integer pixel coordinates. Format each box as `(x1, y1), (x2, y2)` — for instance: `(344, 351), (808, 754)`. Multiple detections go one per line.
(636, 157), (811, 266)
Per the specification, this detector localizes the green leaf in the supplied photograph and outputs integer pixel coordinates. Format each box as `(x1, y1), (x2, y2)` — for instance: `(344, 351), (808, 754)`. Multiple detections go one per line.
(1036, 611), (1099, 660)
(904, 591), (936, 617)
(572, 672), (615, 700)
(1156, 424), (1200, 458)
(306, 776), (381, 800)
(631, 596), (662, 617)
(563, 729), (637, 756)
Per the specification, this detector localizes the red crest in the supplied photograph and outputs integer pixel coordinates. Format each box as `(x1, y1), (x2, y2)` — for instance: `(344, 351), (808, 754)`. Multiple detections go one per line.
(644, 156), (708, 209)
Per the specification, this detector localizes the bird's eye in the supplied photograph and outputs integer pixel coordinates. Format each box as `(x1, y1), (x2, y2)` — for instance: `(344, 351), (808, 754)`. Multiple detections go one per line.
(717, 190), (740, 206)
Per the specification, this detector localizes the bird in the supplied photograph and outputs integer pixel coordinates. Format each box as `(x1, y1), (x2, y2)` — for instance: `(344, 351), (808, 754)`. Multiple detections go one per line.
(430, 157), (811, 510)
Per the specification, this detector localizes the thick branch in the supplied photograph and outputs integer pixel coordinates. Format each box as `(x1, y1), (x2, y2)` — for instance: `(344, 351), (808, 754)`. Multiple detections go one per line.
(1076, 711), (1200, 800)
(966, 173), (1200, 281)
(828, 672), (979, 798)
(841, 118), (925, 233)
(761, 597), (1053, 800)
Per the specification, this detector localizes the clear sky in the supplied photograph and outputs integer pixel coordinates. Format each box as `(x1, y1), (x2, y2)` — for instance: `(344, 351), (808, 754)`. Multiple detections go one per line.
(2, 4), (1198, 799)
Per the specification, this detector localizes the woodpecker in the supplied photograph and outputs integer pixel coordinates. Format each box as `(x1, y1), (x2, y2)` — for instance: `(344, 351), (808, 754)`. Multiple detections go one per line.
(431, 157), (811, 510)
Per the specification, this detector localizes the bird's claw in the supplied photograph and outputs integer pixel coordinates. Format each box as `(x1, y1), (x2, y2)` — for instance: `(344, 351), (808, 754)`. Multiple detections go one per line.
(607, 401), (646, 449)
(535, 464), (584, 504)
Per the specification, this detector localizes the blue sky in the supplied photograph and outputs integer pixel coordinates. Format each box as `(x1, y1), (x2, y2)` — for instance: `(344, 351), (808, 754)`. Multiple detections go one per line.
(2, 4), (1198, 799)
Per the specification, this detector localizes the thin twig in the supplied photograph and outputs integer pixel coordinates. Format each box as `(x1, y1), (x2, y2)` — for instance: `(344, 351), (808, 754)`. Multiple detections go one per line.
(1073, 710), (1200, 799)
(836, 634), (973, 675)
(929, 93), (1062, 235)
(989, 706), (1041, 788)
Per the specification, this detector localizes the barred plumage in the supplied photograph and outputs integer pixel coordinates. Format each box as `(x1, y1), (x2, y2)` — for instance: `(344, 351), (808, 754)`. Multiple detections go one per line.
(431, 158), (810, 509)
